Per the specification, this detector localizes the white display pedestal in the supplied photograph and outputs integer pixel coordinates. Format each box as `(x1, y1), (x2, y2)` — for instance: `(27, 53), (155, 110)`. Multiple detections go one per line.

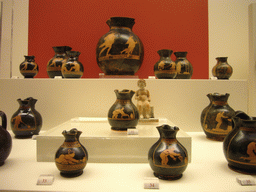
(36, 117), (192, 163)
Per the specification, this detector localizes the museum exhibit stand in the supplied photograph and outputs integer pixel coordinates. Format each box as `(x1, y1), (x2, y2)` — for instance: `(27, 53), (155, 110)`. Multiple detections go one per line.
(0, 78), (255, 191)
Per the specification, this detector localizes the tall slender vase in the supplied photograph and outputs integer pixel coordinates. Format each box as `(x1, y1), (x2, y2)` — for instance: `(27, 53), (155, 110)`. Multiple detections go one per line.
(96, 17), (144, 75)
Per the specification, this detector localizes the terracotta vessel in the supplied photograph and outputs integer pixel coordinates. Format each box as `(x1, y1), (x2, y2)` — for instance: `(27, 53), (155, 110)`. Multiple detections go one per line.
(11, 97), (42, 138)
(223, 111), (256, 174)
(55, 128), (88, 177)
(47, 46), (72, 78)
(61, 51), (84, 78)
(148, 124), (188, 180)
(200, 93), (235, 141)
(96, 17), (144, 75)
(108, 89), (139, 131)
(154, 49), (177, 79)
(212, 57), (233, 79)
(19, 55), (39, 78)
(174, 52), (193, 79)
(0, 111), (12, 166)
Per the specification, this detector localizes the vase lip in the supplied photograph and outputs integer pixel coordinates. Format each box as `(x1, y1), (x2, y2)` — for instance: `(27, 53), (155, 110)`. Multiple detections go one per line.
(66, 51), (81, 57)
(157, 124), (179, 131)
(53, 46), (72, 53)
(114, 89), (135, 94)
(24, 55), (35, 59)
(157, 49), (173, 57)
(108, 17), (135, 29)
(174, 51), (188, 57)
(62, 128), (78, 136)
(216, 57), (228, 60)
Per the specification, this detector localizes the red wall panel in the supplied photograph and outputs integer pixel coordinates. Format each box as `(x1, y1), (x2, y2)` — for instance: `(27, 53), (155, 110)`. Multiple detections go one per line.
(28, 0), (208, 79)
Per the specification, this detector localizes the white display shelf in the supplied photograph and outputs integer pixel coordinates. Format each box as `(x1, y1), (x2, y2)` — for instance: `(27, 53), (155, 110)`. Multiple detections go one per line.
(1, 132), (255, 192)
(36, 117), (192, 163)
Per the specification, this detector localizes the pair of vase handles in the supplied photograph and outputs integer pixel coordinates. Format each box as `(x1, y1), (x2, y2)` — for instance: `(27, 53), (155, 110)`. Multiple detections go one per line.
(0, 111), (7, 130)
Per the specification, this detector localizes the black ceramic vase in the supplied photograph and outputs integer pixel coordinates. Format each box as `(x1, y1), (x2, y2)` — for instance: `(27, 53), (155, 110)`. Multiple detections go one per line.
(19, 55), (39, 78)
(108, 89), (139, 131)
(148, 125), (188, 180)
(47, 46), (72, 78)
(11, 97), (42, 138)
(154, 49), (177, 79)
(55, 128), (88, 177)
(96, 17), (144, 75)
(174, 52), (193, 79)
(61, 51), (84, 78)
(0, 111), (12, 166)
(200, 93), (235, 141)
(223, 111), (256, 174)
(212, 57), (233, 80)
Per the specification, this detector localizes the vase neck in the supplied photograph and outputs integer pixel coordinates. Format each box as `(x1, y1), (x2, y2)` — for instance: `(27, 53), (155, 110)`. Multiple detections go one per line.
(157, 125), (179, 139)
(157, 49), (173, 58)
(108, 17), (135, 30)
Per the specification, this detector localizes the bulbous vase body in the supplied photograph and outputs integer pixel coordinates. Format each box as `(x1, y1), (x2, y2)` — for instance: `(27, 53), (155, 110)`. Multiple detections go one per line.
(174, 52), (193, 79)
(61, 51), (84, 78)
(19, 55), (39, 78)
(148, 125), (188, 180)
(96, 17), (144, 75)
(154, 49), (177, 79)
(0, 111), (12, 166)
(108, 89), (139, 131)
(223, 111), (256, 174)
(11, 97), (42, 138)
(200, 93), (235, 141)
(55, 128), (88, 177)
(47, 46), (72, 78)
(212, 57), (233, 80)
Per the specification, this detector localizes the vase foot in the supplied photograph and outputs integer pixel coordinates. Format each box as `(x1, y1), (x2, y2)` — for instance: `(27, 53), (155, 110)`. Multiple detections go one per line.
(60, 170), (83, 178)
(206, 135), (224, 141)
(154, 172), (182, 180)
(228, 164), (256, 175)
(15, 135), (33, 139)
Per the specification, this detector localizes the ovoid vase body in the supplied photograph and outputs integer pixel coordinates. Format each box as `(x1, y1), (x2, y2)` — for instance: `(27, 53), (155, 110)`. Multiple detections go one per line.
(154, 49), (177, 79)
(0, 111), (12, 166)
(174, 52), (193, 79)
(55, 128), (88, 177)
(108, 89), (139, 131)
(61, 51), (84, 78)
(19, 55), (39, 78)
(223, 111), (256, 174)
(96, 17), (144, 75)
(148, 125), (188, 180)
(11, 97), (42, 138)
(47, 46), (72, 78)
(200, 93), (235, 141)
(212, 57), (233, 80)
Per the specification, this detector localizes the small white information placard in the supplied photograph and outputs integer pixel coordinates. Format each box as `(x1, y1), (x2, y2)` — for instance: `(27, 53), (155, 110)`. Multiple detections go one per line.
(37, 174), (54, 185)
(127, 129), (139, 135)
(144, 177), (159, 189)
(236, 175), (256, 186)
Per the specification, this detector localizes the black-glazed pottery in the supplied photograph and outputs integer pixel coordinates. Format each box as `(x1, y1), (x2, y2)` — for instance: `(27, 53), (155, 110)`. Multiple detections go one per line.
(19, 55), (39, 78)
(0, 111), (12, 166)
(148, 124), (188, 180)
(223, 111), (256, 174)
(47, 46), (72, 78)
(11, 97), (42, 138)
(200, 93), (235, 141)
(212, 57), (233, 80)
(55, 128), (88, 177)
(61, 51), (84, 78)
(154, 49), (177, 79)
(96, 17), (144, 75)
(174, 52), (193, 79)
(108, 89), (139, 131)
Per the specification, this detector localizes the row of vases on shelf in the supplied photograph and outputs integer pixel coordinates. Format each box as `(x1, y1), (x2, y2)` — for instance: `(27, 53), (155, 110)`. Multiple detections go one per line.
(19, 17), (233, 79)
(1, 91), (255, 178)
